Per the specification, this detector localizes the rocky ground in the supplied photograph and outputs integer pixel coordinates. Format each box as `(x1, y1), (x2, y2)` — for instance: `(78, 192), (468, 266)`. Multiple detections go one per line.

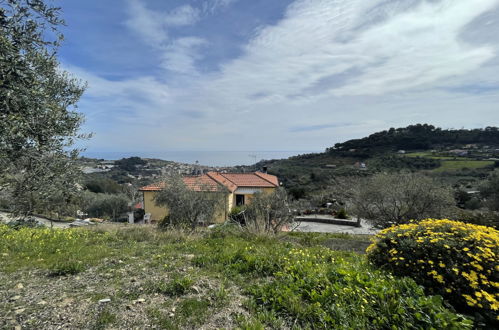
(0, 255), (248, 329)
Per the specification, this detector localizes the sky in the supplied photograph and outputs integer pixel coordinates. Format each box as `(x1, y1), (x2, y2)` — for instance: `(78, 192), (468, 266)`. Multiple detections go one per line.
(58, 0), (499, 155)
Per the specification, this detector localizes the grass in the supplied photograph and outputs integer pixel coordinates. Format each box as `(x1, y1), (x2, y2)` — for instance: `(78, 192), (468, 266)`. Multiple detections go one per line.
(404, 152), (494, 172)
(0, 224), (473, 329)
(406, 152), (457, 160)
(432, 160), (494, 172)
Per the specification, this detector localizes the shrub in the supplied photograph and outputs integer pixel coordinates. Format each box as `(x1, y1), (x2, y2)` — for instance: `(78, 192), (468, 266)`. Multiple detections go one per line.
(49, 259), (85, 276)
(336, 208), (348, 219)
(367, 219), (499, 326)
(192, 235), (472, 328)
(229, 206), (246, 225)
(146, 275), (194, 296)
(249, 247), (472, 329)
(6, 217), (44, 229)
(242, 188), (295, 234)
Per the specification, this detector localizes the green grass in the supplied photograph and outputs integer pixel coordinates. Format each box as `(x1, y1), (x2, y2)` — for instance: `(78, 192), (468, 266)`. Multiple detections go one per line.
(404, 152), (494, 172)
(405, 152), (456, 159)
(0, 224), (473, 329)
(432, 160), (494, 172)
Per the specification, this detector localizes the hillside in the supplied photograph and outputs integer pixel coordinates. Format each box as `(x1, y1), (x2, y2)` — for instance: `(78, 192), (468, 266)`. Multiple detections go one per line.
(329, 124), (499, 155)
(253, 125), (499, 198)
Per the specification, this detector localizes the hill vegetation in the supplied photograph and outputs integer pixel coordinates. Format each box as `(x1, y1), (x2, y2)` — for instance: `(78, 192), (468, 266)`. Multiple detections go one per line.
(253, 124), (499, 201)
(329, 124), (499, 155)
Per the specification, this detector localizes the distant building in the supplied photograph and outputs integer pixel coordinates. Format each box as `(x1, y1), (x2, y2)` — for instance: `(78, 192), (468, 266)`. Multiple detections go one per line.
(397, 150), (406, 154)
(449, 149), (468, 157)
(354, 162), (367, 170)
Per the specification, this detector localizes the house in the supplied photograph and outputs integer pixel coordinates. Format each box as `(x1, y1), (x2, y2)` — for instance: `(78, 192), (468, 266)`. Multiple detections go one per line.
(139, 171), (279, 223)
(449, 149), (468, 157)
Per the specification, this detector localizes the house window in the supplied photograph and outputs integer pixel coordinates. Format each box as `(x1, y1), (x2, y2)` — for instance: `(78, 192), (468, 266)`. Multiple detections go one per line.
(235, 194), (245, 206)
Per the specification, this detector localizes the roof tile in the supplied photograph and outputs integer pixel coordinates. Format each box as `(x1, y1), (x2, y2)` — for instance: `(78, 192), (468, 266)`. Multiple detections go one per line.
(139, 172), (278, 192)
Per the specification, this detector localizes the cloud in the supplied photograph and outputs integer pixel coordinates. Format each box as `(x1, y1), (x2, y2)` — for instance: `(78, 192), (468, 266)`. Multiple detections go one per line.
(125, 1), (200, 46)
(202, 0), (499, 108)
(125, 0), (207, 75)
(161, 37), (208, 74)
(201, 0), (239, 14)
(290, 123), (354, 132)
(75, 0), (499, 153)
(163, 5), (201, 26)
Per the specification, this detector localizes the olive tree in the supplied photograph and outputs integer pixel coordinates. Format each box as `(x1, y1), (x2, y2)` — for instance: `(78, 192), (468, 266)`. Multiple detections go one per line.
(83, 192), (129, 220)
(341, 172), (455, 228)
(240, 187), (295, 234)
(154, 174), (227, 229)
(0, 0), (86, 217)
(480, 171), (499, 212)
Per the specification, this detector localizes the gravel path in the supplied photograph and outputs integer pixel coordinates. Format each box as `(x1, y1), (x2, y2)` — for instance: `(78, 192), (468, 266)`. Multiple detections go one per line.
(294, 219), (379, 235)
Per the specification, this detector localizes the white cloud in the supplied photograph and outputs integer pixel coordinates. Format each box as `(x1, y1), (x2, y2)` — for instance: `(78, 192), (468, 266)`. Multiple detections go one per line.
(126, 1), (200, 46)
(161, 37), (208, 74)
(125, 0), (206, 75)
(125, 0), (169, 45)
(203, 0), (498, 107)
(201, 0), (239, 14)
(77, 0), (499, 153)
(163, 5), (201, 27)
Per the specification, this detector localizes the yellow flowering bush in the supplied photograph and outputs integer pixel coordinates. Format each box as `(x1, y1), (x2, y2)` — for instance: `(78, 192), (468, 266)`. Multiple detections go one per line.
(367, 219), (499, 326)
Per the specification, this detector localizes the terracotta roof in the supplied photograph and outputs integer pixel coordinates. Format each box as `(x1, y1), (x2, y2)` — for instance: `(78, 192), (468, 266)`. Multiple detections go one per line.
(254, 171), (279, 186)
(139, 182), (166, 191)
(183, 175), (221, 192)
(139, 172), (279, 193)
(139, 176), (221, 192)
(206, 172), (238, 192)
(216, 172), (278, 189)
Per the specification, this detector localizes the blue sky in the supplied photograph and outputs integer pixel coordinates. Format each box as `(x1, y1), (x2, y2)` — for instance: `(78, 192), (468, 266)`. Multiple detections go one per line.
(58, 0), (499, 154)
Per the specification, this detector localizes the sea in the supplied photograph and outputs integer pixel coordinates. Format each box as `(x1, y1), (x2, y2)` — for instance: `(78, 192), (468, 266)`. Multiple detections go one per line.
(81, 150), (321, 167)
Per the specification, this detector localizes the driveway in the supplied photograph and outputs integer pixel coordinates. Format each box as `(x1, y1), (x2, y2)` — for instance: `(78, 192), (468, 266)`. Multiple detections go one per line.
(294, 219), (378, 235)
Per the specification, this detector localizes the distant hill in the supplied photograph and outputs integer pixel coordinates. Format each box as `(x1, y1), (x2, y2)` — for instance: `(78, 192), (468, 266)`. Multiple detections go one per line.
(328, 124), (499, 156)
(254, 124), (499, 198)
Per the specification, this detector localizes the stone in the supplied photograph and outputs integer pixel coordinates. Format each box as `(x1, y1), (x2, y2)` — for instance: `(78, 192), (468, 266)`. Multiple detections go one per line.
(14, 308), (25, 315)
(10, 295), (21, 301)
(98, 298), (111, 304)
(133, 298), (145, 304)
(16, 283), (24, 289)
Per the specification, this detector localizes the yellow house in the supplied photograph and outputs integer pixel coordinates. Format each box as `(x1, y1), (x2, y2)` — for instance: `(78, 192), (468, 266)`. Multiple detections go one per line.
(139, 171), (279, 223)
